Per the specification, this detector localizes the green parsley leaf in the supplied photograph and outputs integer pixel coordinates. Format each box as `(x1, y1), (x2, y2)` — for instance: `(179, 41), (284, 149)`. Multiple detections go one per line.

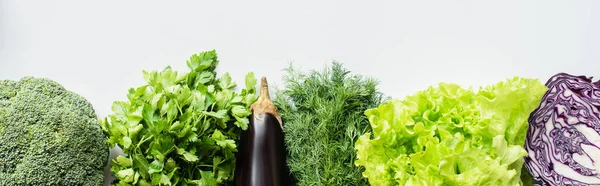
(245, 72), (257, 92)
(148, 160), (164, 174)
(115, 156), (133, 167)
(117, 168), (135, 183)
(218, 72), (236, 90)
(231, 105), (251, 118)
(103, 50), (257, 185)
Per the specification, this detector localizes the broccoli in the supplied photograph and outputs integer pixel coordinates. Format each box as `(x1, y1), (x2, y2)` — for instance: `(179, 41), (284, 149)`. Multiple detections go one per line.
(0, 77), (108, 186)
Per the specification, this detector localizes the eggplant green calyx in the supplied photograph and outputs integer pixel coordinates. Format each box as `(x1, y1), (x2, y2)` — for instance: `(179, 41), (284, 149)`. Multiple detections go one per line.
(250, 77), (282, 129)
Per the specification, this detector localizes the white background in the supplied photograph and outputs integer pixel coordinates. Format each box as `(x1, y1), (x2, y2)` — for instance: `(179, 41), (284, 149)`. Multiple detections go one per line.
(2, 1), (599, 117)
(0, 0), (599, 184)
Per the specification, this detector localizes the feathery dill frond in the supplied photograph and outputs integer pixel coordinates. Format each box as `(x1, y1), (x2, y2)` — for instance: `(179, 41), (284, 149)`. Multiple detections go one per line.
(274, 61), (386, 186)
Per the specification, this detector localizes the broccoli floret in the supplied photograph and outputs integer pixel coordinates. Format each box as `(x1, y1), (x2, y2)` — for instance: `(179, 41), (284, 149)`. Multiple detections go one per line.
(0, 77), (108, 186)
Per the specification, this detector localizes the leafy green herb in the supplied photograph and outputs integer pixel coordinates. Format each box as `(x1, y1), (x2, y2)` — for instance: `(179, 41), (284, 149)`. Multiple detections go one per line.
(274, 62), (385, 185)
(101, 50), (257, 185)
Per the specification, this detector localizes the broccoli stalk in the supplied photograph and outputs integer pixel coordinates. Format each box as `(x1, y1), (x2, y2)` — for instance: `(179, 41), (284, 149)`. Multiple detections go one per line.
(0, 77), (108, 186)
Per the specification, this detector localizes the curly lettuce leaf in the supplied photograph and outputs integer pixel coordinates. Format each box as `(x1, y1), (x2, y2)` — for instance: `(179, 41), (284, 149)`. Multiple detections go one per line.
(355, 77), (546, 186)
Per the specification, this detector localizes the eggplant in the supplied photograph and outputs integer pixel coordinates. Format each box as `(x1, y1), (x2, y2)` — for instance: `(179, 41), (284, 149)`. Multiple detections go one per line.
(234, 77), (292, 186)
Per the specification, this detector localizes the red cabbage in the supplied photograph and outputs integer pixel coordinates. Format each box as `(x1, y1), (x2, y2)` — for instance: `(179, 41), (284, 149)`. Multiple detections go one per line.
(525, 73), (600, 185)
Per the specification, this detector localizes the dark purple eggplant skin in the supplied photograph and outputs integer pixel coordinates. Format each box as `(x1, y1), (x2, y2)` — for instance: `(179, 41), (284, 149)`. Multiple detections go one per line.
(234, 113), (290, 186)
(234, 77), (292, 186)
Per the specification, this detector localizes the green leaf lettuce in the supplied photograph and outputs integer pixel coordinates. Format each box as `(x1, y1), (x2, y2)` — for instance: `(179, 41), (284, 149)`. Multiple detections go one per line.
(355, 77), (546, 186)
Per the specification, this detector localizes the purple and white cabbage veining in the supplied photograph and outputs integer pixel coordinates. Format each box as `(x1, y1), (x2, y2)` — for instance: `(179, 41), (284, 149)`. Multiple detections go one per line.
(525, 73), (600, 186)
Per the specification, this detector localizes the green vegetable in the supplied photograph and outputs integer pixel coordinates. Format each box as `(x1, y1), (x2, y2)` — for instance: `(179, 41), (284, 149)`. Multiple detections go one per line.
(0, 77), (108, 186)
(274, 62), (385, 185)
(101, 50), (257, 185)
(355, 77), (546, 185)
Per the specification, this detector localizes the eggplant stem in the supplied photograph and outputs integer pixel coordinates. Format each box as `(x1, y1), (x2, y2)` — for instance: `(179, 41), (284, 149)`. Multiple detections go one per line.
(260, 77), (270, 99)
(251, 77), (283, 129)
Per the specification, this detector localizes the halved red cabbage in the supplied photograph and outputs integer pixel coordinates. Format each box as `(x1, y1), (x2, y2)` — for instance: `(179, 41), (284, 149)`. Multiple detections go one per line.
(525, 73), (600, 185)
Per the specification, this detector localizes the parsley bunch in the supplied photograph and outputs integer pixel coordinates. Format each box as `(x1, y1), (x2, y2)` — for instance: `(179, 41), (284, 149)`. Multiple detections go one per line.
(274, 62), (385, 185)
(101, 50), (257, 185)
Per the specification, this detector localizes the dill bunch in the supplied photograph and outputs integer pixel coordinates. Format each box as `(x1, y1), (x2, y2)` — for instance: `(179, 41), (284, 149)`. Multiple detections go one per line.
(274, 62), (385, 186)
